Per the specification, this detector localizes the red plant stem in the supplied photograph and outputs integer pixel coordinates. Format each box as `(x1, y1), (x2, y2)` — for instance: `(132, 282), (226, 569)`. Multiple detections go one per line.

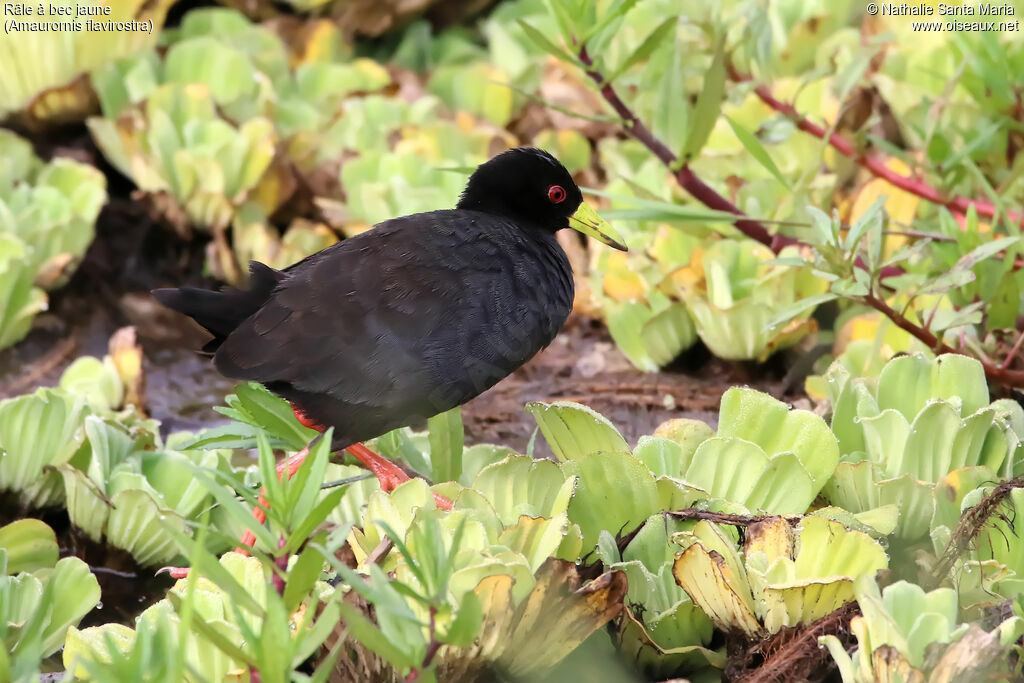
(577, 46), (795, 253)
(272, 536), (288, 596)
(865, 291), (1024, 385)
(574, 41), (1024, 387)
(406, 607), (441, 682)
(732, 70), (1023, 227)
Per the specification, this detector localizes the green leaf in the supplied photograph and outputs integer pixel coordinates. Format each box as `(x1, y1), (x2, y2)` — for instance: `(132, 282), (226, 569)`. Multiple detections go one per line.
(336, 601), (418, 670)
(191, 470), (277, 553)
(526, 401), (629, 462)
(516, 20), (577, 64)
(173, 535), (267, 618)
(283, 545), (326, 614)
(442, 592), (483, 648)
(375, 429), (431, 478)
(282, 430), (335, 532)
(428, 408), (464, 484)
(0, 519), (58, 574)
(765, 293), (837, 331)
(283, 489), (347, 556)
(218, 383), (318, 451)
(683, 39), (726, 161)
(651, 44), (688, 158)
(166, 593), (256, 667)
(582, 0), (639, 42)
(954, 235), (1020, 271)
(257, 432), (285, 522)
(845, 196), (886, 252)
(602, 17), (676, 85)
(563, 450), (660, 548)
(583, 189), (739, 222)
(724, 115), (790, 189)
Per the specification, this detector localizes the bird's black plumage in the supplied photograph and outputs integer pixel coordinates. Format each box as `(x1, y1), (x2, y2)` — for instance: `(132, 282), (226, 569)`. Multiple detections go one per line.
(153, 148), (593, 449)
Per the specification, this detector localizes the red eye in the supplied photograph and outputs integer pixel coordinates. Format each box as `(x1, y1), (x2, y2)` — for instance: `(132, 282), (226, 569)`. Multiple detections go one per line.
(547, 185), (566, 203)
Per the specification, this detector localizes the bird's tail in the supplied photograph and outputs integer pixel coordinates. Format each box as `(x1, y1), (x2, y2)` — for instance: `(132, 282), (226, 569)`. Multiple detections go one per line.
(152, 262), (284, 352)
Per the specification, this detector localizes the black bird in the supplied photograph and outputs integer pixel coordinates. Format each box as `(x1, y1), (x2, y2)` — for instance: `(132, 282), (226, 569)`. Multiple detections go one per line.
(154, 147), (625, 521)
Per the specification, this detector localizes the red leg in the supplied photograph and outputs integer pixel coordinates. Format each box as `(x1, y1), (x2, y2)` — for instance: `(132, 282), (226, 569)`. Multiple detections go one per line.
(343, 445), (453, 510)
(238, 405), (454, 552)
(295, 405), (452, 509)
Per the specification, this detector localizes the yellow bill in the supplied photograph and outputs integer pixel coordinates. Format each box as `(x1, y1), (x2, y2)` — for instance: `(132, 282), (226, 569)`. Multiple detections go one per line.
(569, 202), (627, 251)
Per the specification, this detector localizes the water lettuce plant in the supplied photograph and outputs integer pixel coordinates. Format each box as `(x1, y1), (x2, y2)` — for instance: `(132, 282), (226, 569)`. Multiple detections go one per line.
(0, 130), (107, 350)
(821, 577), (1024, 682)
(601, 515), (721, 678)
(824, 353), (1023, 539)
(0, 345), (235, 567)
(666, 239), (828, 361)
(1, 519), (101, 682)
(674, 516), (888, 638)
(529, 386), (841, 518)
(0, 0), (172, 124)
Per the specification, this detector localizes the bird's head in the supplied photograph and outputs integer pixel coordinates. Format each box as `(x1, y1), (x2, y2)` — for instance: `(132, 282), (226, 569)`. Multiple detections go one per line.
(457, 147), (627, 251)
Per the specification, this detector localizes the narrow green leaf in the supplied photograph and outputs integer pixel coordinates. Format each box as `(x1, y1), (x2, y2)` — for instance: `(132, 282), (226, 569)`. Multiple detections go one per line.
(517, 20), (576, 64)
(582, 0), (639, 42)
(583, 188), (740, 222)
(169, 593), (256, 666)
(283, 490), (347, 556)
(283, 546), (326, 613)
(284, 430), (334, 528)
(162, 544), (264, 616)
(442, 592), (483, 647)
(428, 407), (464, 484)
(336, 602), (417, 670)
(845, 196), (886, 252)
(192, 470), (277, 551)
(651, 40), (688, 155)
(375, 429), (431, 477)
(765, 293), (838, 330)
(724, 115), (790, 189)
(602, 17), (676, 85)
(683, 39), (726, 160)
(234, 383), (316, 451)
(257, 432), (285, 521)
(549, 0), (578, 45)
(293, 601), (342, 669)
(376, 521), (428, 592)
(954, 235), (1020, 270)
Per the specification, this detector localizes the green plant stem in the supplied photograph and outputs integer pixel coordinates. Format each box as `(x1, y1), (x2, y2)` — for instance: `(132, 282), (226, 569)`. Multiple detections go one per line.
(729, 67), (1024, 227)
(576, 45), (796, 253)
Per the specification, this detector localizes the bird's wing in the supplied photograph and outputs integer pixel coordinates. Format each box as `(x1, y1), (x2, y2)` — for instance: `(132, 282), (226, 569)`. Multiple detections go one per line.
(213, 211), (529, 413)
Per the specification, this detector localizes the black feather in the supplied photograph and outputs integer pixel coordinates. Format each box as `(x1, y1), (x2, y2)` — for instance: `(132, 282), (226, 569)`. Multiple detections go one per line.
(153, 147), (582, 450)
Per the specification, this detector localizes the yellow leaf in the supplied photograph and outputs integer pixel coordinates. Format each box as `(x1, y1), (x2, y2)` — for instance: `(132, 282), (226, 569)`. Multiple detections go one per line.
(673, 542), (764, 637)
(849, 158), (920, 253)
(108, 326), (145, 412)
(602, 251), (647, 301)
(744, 517), (794, 563)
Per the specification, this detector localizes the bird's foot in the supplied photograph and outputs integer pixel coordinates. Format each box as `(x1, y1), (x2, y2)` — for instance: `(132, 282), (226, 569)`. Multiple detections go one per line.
(156, 566), (190, 579)
(291, 404), (452, 509)
(239, 407), (455, 552)
(346, 443), (453, 510)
